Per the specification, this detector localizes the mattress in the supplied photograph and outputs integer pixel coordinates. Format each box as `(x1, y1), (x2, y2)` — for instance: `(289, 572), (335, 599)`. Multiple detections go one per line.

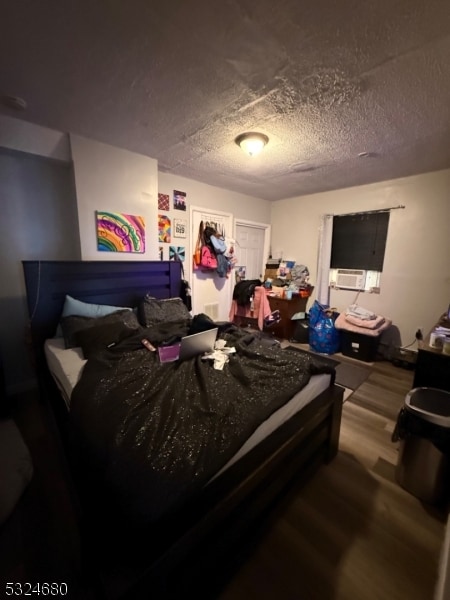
(44, 337), (331, 477)
(44, 338), (86, 410)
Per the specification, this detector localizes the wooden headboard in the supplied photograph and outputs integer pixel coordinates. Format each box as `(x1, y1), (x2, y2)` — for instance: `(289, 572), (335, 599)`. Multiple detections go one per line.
(22, 260), (182, 362)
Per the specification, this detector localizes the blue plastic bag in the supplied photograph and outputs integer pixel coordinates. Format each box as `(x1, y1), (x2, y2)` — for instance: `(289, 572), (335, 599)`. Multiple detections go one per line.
(309, 300), (341, 355)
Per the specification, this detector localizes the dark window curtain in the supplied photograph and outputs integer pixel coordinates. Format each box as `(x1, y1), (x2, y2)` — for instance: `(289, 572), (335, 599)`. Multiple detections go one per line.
(330, 212), (390, 271)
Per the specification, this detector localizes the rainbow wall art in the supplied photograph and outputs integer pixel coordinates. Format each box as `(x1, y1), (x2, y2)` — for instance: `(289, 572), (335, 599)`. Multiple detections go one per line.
(96, 211), (145, 253)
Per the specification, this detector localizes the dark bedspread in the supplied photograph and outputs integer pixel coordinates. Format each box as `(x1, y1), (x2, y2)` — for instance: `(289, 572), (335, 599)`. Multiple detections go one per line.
(70, 325), (335, 528)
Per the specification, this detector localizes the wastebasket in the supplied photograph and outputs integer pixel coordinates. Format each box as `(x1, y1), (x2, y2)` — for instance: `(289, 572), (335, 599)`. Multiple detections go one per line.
(392, 387), (450, 506)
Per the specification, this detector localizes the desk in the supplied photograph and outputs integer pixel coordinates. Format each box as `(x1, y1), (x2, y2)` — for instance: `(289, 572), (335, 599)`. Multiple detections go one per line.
(264, 294), (309, 340)
(413, 314), (450, 391)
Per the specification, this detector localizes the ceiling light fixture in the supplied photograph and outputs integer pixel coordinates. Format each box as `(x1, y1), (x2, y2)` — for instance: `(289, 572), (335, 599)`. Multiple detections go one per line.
(235, 132), (269, 157)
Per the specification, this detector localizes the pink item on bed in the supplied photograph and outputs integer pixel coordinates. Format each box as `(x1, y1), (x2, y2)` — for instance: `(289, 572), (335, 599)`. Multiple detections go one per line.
(345, 313), (386, 329)
(335, 312), (392, 336)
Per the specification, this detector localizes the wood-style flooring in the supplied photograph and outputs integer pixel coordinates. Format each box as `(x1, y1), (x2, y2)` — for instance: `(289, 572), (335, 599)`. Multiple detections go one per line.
(1, 358), (447, 600)
(217, 359), (447, 600)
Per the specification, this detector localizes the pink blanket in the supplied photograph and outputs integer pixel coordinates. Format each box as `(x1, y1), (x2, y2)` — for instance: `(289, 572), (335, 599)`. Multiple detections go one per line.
(345, 313), (386, 329)
(335, 312), (392, 337)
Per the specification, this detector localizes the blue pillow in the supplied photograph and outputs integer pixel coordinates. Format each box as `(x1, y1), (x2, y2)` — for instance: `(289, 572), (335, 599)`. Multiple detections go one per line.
(61, 295), (132, 319)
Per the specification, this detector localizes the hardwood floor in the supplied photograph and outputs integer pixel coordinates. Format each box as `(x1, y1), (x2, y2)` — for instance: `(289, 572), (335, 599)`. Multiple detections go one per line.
(1, 359), (447, 600)
(0, 392), (93, 599)
(217, 359), (447, 600)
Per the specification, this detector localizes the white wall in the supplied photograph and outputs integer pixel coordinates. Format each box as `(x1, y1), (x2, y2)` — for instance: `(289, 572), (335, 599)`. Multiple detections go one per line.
(157, 172), (270, 320)
(0, 114), (70, 161)
(0, 115), (80, 393)
(6, 114), (448, 345)
(157, 171), (271, 271)
(70, 134), (159, 260)
(270, 170), (450, 345)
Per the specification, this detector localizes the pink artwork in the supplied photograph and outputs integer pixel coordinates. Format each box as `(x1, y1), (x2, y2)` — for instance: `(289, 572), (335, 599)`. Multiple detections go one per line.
(158, 214), (171, 243)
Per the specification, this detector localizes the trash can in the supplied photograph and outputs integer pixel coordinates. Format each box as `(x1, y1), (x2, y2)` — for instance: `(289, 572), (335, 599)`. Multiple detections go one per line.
(290, 317), (309, 344)
(392, 387), (450, 506)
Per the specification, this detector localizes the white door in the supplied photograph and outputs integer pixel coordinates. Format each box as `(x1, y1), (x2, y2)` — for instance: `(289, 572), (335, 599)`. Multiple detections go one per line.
(235, 223), (267, 280)
(190, 207), (233, 322)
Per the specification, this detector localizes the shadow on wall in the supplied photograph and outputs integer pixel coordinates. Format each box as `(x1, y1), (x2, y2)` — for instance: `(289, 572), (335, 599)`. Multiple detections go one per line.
(0, 147), (81, 396)
(378, 324), (402, 360)
(0, 295), (38, 396)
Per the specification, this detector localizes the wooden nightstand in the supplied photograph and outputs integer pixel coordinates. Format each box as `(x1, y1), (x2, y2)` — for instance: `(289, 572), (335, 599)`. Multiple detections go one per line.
(264, 295), (309, 340)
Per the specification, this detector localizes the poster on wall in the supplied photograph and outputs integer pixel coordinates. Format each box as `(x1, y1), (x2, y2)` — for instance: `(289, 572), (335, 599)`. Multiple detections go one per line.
(173, 190), (187, 211)
(235, 266), (246, 282)
(96, 211), (145, 253)
(173, 218), (187, 238)
(169, 246), (185, 261)
(158, 214), (171, 243)
(158, 193), (170, 211)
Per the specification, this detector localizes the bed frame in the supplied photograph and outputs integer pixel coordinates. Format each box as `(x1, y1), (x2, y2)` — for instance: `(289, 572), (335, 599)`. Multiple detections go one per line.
(22, 260), (343, 599)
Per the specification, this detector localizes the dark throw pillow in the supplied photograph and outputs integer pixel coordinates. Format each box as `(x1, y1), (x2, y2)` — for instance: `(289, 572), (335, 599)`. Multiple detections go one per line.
(74, 321), (139, 359)
(138, 295), (191, 328)
(61, 309), (140, 349)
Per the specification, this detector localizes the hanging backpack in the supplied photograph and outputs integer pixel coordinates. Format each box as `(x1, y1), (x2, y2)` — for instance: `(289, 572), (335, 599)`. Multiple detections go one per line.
(193, 221), (204, 268)
(210, 234), (227, 254)
(200, 245), (218, 270)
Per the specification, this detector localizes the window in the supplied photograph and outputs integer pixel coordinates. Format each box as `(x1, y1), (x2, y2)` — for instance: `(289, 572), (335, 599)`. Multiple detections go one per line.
(330, 211), (390, 271)
(329, 211), (390, 292)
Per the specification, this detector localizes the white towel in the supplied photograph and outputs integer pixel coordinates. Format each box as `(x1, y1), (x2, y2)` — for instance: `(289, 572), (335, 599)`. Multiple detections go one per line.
(345, 303), (376, 320)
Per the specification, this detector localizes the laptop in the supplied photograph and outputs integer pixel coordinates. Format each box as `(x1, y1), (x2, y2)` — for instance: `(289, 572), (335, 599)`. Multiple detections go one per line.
(158, 327), (218, 362)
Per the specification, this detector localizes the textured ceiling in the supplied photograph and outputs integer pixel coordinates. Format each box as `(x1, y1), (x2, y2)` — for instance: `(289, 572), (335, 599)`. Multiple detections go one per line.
(1, 0), (450, 200)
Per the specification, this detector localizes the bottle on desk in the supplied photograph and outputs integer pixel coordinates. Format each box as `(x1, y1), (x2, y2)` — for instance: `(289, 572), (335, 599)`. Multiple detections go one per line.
(430, 331), (444, 350)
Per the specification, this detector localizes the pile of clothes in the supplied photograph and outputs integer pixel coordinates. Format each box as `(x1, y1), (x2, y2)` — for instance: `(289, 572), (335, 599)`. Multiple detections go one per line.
(335, 304), (392, 337)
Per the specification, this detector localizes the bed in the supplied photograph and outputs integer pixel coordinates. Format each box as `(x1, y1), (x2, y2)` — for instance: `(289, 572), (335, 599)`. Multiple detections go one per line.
(22, 260), (343, 599)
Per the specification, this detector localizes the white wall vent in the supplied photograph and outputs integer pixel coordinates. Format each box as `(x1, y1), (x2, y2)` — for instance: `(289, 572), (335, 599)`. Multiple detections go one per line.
(335, 269), (367, 290)
(204, 302), (219, 321)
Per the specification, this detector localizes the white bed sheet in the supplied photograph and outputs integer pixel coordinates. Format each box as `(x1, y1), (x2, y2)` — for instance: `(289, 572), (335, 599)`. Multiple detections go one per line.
(44, 338), (331, 476)
(44, 338), (87, 410)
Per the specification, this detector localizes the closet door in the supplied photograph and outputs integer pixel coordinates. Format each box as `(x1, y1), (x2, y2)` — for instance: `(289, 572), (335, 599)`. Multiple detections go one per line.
(235, 223), (266, 280)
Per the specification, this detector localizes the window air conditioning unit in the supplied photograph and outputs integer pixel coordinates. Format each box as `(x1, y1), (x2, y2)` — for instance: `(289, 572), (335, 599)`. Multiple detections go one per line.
(335, 269), (367, 290)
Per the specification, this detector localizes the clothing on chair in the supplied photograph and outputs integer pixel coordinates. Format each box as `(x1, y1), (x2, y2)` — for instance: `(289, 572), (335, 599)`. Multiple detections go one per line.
(229, 286), (271, 331)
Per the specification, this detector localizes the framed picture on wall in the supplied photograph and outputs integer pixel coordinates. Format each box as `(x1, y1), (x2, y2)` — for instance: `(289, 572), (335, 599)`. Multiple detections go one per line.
(169, 246), (185, 261)
(96, 211), (145, 253)
(158, 214), (171, 243)
(173, 218), (187, 238)
(158, 193), (170, 211)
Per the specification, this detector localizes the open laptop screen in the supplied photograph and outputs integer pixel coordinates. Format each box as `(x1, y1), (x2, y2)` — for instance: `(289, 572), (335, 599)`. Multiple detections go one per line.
(158, 327), (218, 363)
